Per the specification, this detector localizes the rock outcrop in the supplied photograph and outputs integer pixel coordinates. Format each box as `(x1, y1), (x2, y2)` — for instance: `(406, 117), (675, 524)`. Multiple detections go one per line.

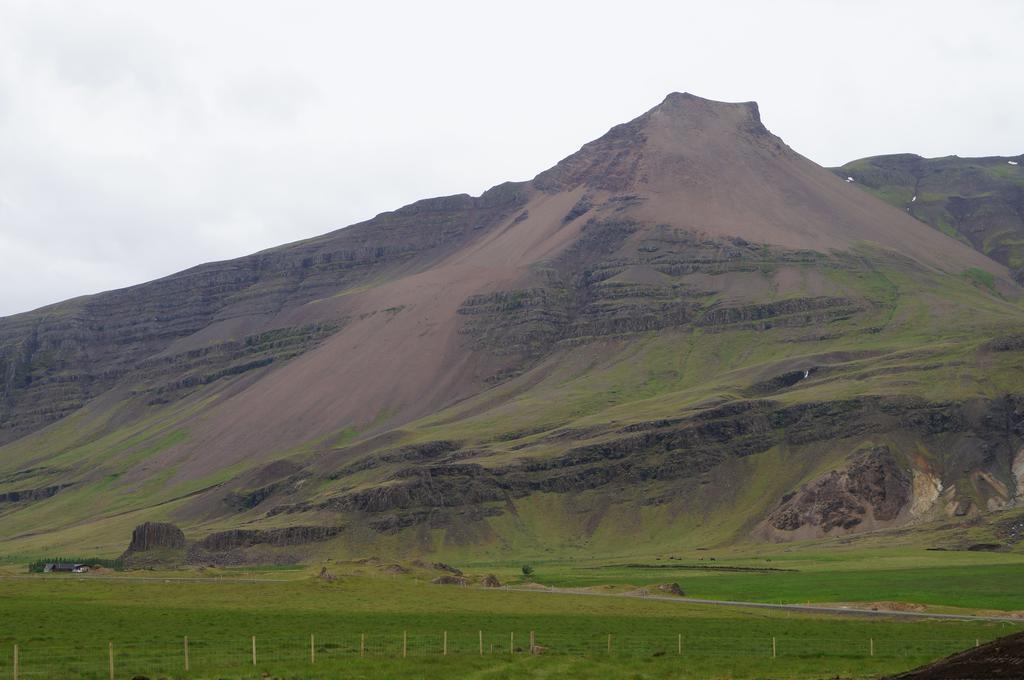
(125, 522), (186, 552)
(764, 447), (911, 537)
(118, 522), (344, 568)
(193, 526), (340, 552)
(267, 395), (1022, 544)
(186, 526), (342, 566)
(120, 522), (188, 568)
(0, 483), (72, 504)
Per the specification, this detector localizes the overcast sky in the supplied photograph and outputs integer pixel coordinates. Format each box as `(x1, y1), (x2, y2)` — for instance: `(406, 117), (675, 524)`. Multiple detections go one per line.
(1, 1), (1021, 317)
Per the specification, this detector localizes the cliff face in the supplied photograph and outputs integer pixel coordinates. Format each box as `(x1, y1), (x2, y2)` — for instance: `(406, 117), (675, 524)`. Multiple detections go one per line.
(1, 94), (1022, 558)
(119, 521), (187, 568)
(262, 395), (1024, 541)
(126, 522), (186, 552)
(119, 521), (340, 567)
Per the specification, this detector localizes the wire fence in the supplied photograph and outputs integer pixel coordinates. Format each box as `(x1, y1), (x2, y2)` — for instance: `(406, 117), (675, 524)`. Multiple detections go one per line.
(0, 631), (987, 678)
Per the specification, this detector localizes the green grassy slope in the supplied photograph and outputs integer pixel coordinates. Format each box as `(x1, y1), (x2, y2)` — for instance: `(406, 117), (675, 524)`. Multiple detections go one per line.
(832, 153), (1024, 281)
(2, 242), (1022, 561)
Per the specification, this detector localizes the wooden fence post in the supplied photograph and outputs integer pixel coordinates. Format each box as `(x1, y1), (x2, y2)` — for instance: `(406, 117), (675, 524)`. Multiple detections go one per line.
(184, 636), (190, 672)
(772, 636), (776, 659)
(108, 641), (114, 680)
(607, 633), (612, 655)
(529, 631), (535, 654)
(13, 644), (19, 680)
(870, 638), (874, 657)
(479, 630), (483, 656)
(510, 632), (514, 654)
(360, 633), (365, 658)
(443, 630), (447, 656)
(403, 631), (407, 658)
(976, 639), (980, 648)
(310, 634), (315, 664)
(251, 636), (256, 666)
(678, 634), (682, 656)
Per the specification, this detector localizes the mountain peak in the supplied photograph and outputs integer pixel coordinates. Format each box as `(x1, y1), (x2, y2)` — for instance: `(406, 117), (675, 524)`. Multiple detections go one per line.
(653, 92), (762, 126)
(532, 92), (773, 193)
(643, 92), (769, 144)
(529, 93), (1008, 275)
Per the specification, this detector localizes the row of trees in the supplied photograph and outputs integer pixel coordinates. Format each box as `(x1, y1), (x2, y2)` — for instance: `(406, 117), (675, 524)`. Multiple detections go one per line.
(27, 557), (124, 572)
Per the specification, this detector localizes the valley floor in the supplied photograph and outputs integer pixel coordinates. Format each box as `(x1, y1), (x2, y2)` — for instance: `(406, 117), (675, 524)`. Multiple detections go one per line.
(0, 547), (1021, 679)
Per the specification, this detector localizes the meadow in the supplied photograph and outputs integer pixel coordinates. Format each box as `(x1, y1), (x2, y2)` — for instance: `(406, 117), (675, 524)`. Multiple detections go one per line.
(484, 546), (1024, 612)
(1, 547), (1021, 679)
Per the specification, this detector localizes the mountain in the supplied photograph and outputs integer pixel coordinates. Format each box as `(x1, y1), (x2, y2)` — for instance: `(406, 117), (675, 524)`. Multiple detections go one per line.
(832, 153), (1024, 283)
(2, 93), (1023, 561)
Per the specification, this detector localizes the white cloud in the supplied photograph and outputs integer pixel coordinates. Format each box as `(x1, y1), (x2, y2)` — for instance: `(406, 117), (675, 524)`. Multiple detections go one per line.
(1, 0), (1022, 316)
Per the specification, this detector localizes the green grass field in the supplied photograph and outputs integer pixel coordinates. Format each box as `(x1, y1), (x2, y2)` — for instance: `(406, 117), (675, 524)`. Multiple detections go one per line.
(1, 549), (1022, 679)
(483, 547), (1024, 612)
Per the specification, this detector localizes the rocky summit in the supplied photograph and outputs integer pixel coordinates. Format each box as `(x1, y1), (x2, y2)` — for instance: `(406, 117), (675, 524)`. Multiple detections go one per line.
(1, 93), (1023, 560)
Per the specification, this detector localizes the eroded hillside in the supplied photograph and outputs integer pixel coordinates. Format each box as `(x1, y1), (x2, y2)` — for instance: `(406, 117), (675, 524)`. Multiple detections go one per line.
(1, 94), (1022, 560)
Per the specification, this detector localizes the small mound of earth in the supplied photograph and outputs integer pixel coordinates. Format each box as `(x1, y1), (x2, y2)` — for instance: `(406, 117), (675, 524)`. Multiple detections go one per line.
(431, 575), (468, 586)
(381, 563), (408, 574)
(867, 601), (925, 613)
(657, 582), (685, 596)
(432, 562), (463, 576)
(481, 574), (502, 588)
(411, 559), (464, 575)
(966, 543), (1005, 552)
(887, 630), (1024, 679)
